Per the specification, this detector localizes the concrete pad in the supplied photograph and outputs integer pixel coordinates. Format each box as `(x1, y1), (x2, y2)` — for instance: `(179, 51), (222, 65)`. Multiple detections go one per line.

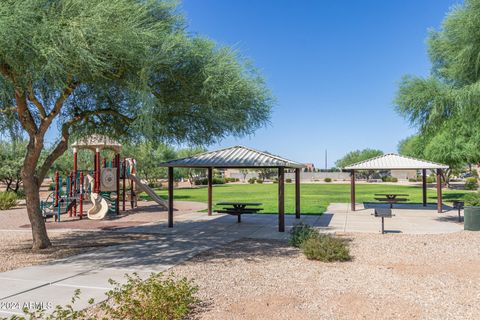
(325, 203), (464, 234)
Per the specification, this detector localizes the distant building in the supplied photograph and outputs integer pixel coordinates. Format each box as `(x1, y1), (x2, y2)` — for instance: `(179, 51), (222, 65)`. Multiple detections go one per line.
(304, 163), (315, 172)
(391, 170), (417, 180)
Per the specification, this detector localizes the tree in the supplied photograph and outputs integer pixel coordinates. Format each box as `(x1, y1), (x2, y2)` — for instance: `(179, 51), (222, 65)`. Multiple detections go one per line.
(397, 135), (425, 158)
(335, 149), (384, 168)
(335, 149), (384, 180)
(239, 169), (250, 182)
(175, 147), (207, 187)
(395, 0), (480, 177)
(0, 140), (27, 193)
(0, 0), (272, 249)
(257, 168), (276, 181)
(123, 142), (176, 185)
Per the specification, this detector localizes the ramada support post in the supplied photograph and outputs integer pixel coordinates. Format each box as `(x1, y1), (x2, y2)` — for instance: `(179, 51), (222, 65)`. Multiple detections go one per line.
(351, 170), (356, 211)
(207, 167), (213, 216)
(422, 169), (427, 207)
(115, 153), (120, 215)
(278, 167), (285, 232)
(168, 167), (174, 228)
(95, 148), (100, 193)
(295, 168), (301, 219)
(436, 169), (443, 213)
(122, 157), (126, 211)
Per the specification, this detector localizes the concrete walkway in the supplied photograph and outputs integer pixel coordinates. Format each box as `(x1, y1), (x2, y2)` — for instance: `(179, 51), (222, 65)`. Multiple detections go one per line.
(323, 203), (464, 234)
(0, 212), (323, 317)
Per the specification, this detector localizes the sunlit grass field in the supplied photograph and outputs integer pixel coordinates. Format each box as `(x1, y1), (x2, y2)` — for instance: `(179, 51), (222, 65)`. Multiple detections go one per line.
(145, 183), (470, 215)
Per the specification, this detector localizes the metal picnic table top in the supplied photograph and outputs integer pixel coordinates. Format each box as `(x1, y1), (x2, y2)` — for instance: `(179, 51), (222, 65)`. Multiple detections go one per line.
(374, 193), (409, 199)
(217, 202), (263, 207)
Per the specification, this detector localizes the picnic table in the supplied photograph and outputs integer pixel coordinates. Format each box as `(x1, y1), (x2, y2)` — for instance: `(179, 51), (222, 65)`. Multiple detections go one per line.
(216, 202), (263, 223)
(374, 193), (409, 208)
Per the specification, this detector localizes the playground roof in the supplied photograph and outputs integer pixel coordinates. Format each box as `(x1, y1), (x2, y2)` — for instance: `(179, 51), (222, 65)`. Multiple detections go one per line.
(71, 135), (122, 152)
(343, 153), (449, 170)
(159, 145), (305, 168)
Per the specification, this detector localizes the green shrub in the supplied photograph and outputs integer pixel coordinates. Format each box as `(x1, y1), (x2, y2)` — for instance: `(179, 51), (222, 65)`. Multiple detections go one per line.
(465, 177), (478, 190)
(472, 169), (479, 178)
(0, 191), (18, 210)
(15, 188), (26, 199)
(301, 234), (351, 262)
(464, 192), (480, 206)
(49, 182), (56, 191)
(256, 179), (263, 184)
(324, 177), (332, 182)
(426, 176), (436, 183)
(248, 177), (256, 184)
(100, 273), (198, 320)
(286, 178), (292, 183)
(289, 223), (317, 248)
(408, 178), (417, 182)
(194, 177), (225, 185)
(382, 176), (398, 183)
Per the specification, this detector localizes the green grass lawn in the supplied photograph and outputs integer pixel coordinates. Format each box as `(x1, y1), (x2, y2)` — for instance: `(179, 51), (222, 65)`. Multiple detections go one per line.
(143, 183), (471, 215)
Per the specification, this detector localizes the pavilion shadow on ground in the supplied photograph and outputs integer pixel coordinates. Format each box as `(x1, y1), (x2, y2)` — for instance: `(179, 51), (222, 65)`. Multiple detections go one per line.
(44, 214), (317, 270)
(363, 202), (453, 211)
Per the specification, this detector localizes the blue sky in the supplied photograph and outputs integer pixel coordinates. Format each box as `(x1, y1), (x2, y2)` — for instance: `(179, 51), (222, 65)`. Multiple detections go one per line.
(181, 0), (461, 168)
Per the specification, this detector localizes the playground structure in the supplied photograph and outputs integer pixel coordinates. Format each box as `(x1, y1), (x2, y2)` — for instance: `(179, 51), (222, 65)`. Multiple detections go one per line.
(41, 135), (167, 222)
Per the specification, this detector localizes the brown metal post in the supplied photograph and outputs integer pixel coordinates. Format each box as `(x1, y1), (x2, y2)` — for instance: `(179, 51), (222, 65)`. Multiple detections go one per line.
(168, 167), (174, 228)
(278, 167), (285, 232)
(351, 170), (356, 211)
(422, 169), (427, 206)
(295, 168), (301, 219)
(122, 157), (126, 211)
(95, 148), (100, 193)
(79, 172), (83, 219)
(115, 154), (120, 215)
(437, 169), (443, 213)
(207, 167), (213, 216)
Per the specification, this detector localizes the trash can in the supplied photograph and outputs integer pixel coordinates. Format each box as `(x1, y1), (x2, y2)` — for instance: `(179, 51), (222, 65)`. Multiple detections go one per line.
(464, 206), (480, 231)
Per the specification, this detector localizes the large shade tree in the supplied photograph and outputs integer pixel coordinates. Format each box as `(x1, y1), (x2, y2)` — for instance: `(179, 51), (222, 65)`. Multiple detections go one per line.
(395, 0), (480, 175)
(0, 0), (272, 249)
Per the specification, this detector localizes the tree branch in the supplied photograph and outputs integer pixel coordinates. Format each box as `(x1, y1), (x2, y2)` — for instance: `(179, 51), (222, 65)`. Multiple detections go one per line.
(15, 90), (38, 136)
(28, 85), (47, 119)
(39, 77), (78, 134)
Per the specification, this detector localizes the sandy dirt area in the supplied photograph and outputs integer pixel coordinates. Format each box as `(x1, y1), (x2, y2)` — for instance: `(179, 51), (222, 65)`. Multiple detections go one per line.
(172, 232), (480, 320)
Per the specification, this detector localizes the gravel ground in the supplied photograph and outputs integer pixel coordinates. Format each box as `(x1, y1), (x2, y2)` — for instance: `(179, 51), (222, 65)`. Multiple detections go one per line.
(172, 232), (480, 320)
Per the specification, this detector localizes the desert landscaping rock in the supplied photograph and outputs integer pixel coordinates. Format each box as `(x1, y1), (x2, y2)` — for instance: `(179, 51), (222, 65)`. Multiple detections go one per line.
(172, 233), (480, 320)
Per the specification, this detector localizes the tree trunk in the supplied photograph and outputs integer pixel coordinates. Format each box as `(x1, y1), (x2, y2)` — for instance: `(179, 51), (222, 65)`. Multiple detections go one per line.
(23, 176), (51, 250)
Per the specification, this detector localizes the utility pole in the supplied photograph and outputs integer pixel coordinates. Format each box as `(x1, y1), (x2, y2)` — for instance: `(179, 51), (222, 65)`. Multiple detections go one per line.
(325, 149), (328, 171)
